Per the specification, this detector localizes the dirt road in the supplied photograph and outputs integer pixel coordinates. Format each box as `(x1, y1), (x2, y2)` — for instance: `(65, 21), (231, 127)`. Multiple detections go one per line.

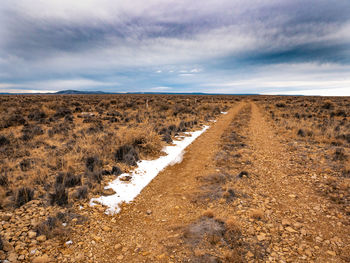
(62, 102), (349, 262)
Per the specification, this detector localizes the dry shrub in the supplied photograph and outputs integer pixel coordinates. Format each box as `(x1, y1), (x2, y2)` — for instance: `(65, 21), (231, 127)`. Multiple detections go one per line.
(0, 188), (6, 208)
(15, 187), (34, 207)
(0, 135), (10, 147)
(225, 217), (241, 235)
(250, 209), (264, 220)
(0, 172), (8, 186)
(119, 126), (162, 158)
(73, 186), (88, 200)
(49, 185), (68, 206)
(202, 209), (214, 218)
(35, 211), (85, 240)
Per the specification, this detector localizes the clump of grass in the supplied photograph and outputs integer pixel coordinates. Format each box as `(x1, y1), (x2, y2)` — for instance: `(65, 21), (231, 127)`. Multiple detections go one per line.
(225, 217), (241, 235)
(114, 144), (139, 166)
(321, 100), (334, 110)
(85, 156), (101, 173)
(0, 235), (3, 250)
(73, 186), (88, 200)
(15, 187), (34, 207)
(250, 209), (264, 220)
(202, 209), (214, 218)
(49, 185), (68, 206)
(55, 172), (81, 188)
(0, 135), (10, 147)
(0, 172), (9, 187)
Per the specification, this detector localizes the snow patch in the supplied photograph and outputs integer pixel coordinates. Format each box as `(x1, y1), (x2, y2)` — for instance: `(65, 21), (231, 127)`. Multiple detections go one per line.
(90, 125), (209, 214)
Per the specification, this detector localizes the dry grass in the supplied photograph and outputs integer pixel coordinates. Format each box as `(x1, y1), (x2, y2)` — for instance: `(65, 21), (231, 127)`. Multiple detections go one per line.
(258, 96), (350, 214)
(0, 94), (234, 213)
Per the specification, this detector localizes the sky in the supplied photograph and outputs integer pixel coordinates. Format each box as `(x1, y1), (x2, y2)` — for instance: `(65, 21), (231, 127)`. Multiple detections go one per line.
(0, 0), (350, 95)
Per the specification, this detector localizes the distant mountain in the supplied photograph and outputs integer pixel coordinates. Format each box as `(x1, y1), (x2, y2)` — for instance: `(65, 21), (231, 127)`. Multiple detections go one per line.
(55, 90), (107, 94)
(0, 89), (262, 95)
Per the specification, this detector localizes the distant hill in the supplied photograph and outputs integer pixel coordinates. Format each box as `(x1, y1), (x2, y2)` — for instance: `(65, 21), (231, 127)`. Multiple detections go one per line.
(0, 89), (262, 95)
(55, 90), (107, 94)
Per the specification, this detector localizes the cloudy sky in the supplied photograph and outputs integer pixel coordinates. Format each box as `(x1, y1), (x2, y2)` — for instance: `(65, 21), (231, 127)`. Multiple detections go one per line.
(0, 0), (350, 95)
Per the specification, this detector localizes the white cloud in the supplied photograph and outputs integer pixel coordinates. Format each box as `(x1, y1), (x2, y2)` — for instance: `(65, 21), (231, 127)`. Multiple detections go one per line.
(150, 86), (171, 91)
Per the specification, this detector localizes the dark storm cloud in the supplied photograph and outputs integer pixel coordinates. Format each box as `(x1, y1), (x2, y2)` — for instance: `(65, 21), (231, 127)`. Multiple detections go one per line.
(0, 0), (349, 94)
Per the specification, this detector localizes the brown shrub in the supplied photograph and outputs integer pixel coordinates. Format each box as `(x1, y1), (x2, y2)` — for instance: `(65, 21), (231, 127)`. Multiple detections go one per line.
(15, 187), (34, 207)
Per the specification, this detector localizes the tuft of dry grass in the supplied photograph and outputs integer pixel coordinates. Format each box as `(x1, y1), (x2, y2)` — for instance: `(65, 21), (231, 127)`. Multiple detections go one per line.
(250, 209), (265, 220)
(202, 209), (214, 218)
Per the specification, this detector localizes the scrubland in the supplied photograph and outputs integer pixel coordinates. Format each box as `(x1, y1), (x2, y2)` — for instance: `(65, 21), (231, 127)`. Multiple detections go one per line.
(0, 94), (233, 262)
(0, 95), (349, 263)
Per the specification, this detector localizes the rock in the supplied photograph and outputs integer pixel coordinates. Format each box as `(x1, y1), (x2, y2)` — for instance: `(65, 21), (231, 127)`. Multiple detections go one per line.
(36, 235), (46, 242)
(102, 189), (116, 196)
(257, 233), (266, 241)
(117, 255), (124, 260)
(246, 251), (254, 258)
(1, 213), (12, 221)
(33, 254), (52, 263)
(2, 241), (14, 252)
(102, 226), (111, 232)
(326, 250), (336, 256)
(28, 231), (37, 239)
(119, 176), (132, 182)
(146, 210), (152, 215)
(0, 251), (6, 260)
(285, 226), (296, 233)
(7, 252), (18, 262)
(114, 244), (122, 250)
(281, 219), (291, 226)
(157, 254), (166, 260)
(305, 249), (312, 257)
(93, 235), (102, 242)
(75, 253), (84, 262)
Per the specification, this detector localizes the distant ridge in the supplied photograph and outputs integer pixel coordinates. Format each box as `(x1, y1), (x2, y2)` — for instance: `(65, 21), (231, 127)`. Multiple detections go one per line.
(55, 90), (107, 94)
(0, 89), (263, 95)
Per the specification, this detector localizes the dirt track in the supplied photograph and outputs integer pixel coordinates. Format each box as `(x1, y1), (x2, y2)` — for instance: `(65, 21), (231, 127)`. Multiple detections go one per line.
(64, 102), (349, 262)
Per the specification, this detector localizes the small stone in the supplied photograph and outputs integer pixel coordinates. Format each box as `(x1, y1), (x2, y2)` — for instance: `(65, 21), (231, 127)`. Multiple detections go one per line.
(146, 210), (152, 215)
(257, 233), (266, 241)
(102, 226), (111, 232)
(246, 251), (254, 258)
(1, 213), (12, 221)
(119, 176), (132, 182)
(36, 235), (46, 242)
(114, 244), (122, 250)
(93, 235), (102, 242)
(102, 188), (116, 196)
(75, 253), (84, 262)
(285, 226), (296, 233)
(326, 250), (336, 256)
(117, 255), (124, 260)
(33, 254), (51, 263)
(300, 229), (307, 235)
(8, 252), (18, 262)
(28, 231), (37, 239)
(305, 249), (312, 257)
(2, 241), (14, 252)
(281, 219), (291, 226)
(157, 254), (166, 259)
